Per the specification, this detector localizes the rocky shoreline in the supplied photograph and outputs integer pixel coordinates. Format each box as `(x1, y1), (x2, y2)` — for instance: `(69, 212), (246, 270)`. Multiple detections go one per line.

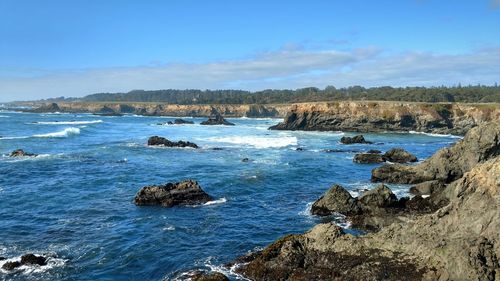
(232, 121), (500, 280)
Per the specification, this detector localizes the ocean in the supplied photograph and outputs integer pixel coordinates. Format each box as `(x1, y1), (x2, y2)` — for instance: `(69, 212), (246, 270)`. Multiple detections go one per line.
(0, 111), (460, 280)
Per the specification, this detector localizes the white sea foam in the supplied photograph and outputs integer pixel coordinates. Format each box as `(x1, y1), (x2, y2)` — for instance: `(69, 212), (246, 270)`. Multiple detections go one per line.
(203, 257), (252, 281)
(0, 115), (9, 118)
(33, 127), (81, 138)
(33, 120), (103, 125)
(207, 136), (297, 149)
(298, 201), (314, 217)
(162, 225), (176, 231)
(409, 131), (462, 139)
(0, 255), (66, 274)
(204, 197), (227, 206)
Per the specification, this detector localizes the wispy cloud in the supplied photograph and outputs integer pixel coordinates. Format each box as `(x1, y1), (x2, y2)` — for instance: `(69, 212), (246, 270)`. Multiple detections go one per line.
(0, 46), (499, 102)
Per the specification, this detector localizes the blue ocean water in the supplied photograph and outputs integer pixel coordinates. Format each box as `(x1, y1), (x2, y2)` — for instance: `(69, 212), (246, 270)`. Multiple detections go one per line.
(0, 111), (460, 280)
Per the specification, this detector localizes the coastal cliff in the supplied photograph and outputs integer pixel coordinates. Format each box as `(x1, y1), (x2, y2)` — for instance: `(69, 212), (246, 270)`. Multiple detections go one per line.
(270, 101), (500, 135)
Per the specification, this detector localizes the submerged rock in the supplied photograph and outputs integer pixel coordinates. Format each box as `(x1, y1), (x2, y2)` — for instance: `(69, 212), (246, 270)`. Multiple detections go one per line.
(147, 136), (198, 148)
(340, 135), (372, 144)
(200, 114), (235, 126)
(383, 148), (417, 163)
(353, 153), (385, 164)
(9, 149), (38, 157)
(134, 180), (212, 207)
(173, 118), (194, 125)
(241, 158), (250, 162)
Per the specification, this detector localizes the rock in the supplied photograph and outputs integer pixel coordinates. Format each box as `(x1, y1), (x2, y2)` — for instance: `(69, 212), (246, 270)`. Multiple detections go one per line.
(9, 149), (38, 157)
(372, 122), (500, 184)
(191, 271), (229, 281)
(353, 153), (385, 164)
(340, 135), (372, 144)
(0, 257), (5, 261)
(409, 180), (445, 195)
(147, 136), (198, 148)
(173, 118), (194, 125)
(241, 158), (250, 162)
(211, 147), (224, 151)
(367, 149), (382, 154)
(200, 114), (235, 126)
(134, 180), (212, 207)
(310, 185), (361, 216)
(20, 254), (47, 266)
(383, 148), (417, 163)
(296, 147), (305, 151)
(30, 103), (60, 113)
(358, 185), (399, 209)
(2, 261), (21, 270)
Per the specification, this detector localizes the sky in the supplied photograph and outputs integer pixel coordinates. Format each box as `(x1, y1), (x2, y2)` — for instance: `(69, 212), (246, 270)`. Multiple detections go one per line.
(0, 0), (500, 102)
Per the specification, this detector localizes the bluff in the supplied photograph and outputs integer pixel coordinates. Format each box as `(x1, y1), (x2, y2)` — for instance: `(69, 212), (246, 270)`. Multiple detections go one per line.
(270, 101), (500, 135)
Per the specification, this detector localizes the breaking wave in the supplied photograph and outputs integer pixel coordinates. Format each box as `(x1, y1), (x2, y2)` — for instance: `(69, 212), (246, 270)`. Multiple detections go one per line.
(409, 131), (462, 139)
(207, 136), (297, 149)
(33, 127), (81, 138)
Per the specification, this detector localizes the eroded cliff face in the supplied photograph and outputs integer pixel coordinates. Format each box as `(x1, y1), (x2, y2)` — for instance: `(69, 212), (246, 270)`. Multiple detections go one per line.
(270, 101), (500, 135)
(35, 102), (291, 118)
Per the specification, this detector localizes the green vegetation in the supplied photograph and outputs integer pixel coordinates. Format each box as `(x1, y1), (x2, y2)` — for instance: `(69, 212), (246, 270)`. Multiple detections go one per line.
(54, 85), (500, 104)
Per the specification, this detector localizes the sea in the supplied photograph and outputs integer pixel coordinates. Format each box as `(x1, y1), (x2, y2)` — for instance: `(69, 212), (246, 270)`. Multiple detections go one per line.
(0, 111), (461, 280)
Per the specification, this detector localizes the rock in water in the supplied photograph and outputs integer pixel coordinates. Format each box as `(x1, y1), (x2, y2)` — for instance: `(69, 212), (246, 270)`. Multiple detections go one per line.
(30, 102), (60, 113)
(191, 271), (229, 281)
(372, 122), (500, 184)
(383, 148), (417, 163)
(353, 153), (385, 164)
(357, 185), (399, 208)
(340, 135), (372, 144)
(20, 254), (47, 266)
(147, 136), (198, 148)
(9, 149), (38, 157)
(2, 261), (21, 270)
(134, 180), (212, 207)
(310, 184), (361, 216)
(173, 118), (194, 124)
(200, 114), (235, 126)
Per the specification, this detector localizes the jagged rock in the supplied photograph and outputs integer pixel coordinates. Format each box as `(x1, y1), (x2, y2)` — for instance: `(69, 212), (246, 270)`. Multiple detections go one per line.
(372, 122), (500, 184)
(2, 261), (21, 270)
(200, 114), (235, 126)
(134, 180), (212, 207)
(191, 271), (229, 281)
(20, 254), (47, 266)
(383, 148), (417, 163)
(147, 136), (198, 148)
(409, 180), (445, 195)
(340, 135), (372, 144)
(310, 184), (361, 216)
(353, 153), (385, 164)
(9, 149), (37, 157)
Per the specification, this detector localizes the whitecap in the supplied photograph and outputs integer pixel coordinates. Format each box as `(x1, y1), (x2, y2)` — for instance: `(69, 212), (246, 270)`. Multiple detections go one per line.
(206, 136), (297, 149)
(33, 127), (80, 138)
(409, 131), (462, 139)
(0, 115), (9, 118)
(0, 255), (66, 275)
(162, 226), (176, 231)
(203, 197), (227, 206)
(298, 201), (313, 217)
(32, 120), (103, 125)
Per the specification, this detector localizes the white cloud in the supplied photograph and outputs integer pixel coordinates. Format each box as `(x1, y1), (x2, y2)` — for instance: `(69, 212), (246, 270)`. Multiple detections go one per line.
(0, 46), (499, 102)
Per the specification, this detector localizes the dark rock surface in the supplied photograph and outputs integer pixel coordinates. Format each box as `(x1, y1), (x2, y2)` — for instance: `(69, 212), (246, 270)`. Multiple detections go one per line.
(353, 153), (385, 164)
(372, 122), (500, 184)
(242, 158), (250, 162)
(9, 149), (38, 157)
(147, 136), (198, 148)
(340, 135), (372, 144)
(367, 149), (382, 154)
(134, 180), (212, 207)
(173, 118), (194, 125)
(191, 271), (229, 281)
(409, 180), (446, 196)
(2, 261), (21, 270)
(383, 148), (418, 163)
(310, 184), (361, 216)
(20, 254), (47, 266)
(200, 114), (235, 126)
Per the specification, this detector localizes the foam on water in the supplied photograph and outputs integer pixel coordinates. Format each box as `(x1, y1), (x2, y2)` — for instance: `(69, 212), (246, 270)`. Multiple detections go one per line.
(204, 197), (227, 206)
(409, 131), (462, 139)
(207, 136), (297, 149)
(32, 120), (103, 125)
(0, 115), (9, 118)
(33, 127), (81, 138)
(0, 255), (66, 275)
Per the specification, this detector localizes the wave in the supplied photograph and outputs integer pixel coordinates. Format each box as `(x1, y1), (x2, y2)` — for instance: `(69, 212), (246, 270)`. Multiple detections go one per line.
(207, 136), (297, 149)
(0, 255), (66, 274)
(32, 120), (103, 125)
(204, 197), (227, 206)
(409, 131), (462, 139)
(0, 115), (9, 118)
(33, 127), (81, 138)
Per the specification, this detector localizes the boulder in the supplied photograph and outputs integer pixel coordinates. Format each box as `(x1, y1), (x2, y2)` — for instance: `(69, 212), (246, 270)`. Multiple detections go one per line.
(191, 271), (229, 281)
(340, 135), (372, 144)
(241, 158), (250, 162)
(310, 185), (361, 216)
(147, 136), (198, 148)
(2, 261), (21, 270)
(173, 118), (194, 125)
(9, 149), (38, 157)
(200, 114), (235, 126)
(134, 180), (212, 207)
(358, 185), (399, 209)
(20, 254), (47, 266)
(383, 148), (417, 163)
(353, 153), (385, 164)
(409, 180), (445, 195)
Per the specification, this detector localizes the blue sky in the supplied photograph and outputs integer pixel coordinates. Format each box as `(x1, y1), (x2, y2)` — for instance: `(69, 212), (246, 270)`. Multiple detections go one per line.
(1, 0), (500, 101)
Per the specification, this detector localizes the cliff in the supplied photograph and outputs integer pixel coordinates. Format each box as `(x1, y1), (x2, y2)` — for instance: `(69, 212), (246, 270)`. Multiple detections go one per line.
(270, 101), (500, 135)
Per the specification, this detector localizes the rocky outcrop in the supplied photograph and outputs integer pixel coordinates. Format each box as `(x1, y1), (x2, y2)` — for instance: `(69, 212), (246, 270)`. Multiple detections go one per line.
(191, 271), (229, 281)
(200, 114), (235, 126)
(269, 101), (500, 135)
(173, 118), (194, 125)
(310, 184), (361, 216)
(353, 153), (385, 164)
(372, 122), (500, 184)
(354, 148), (417, 164)
(340, 135), (372, 144)
(147, 136), (198, 148)
(235, 157), (500, 280)
(28, 103), (60, 113)
(9, 149), (38, 157)
(1, 254), (47, 270)
(134, 180), (212, 207)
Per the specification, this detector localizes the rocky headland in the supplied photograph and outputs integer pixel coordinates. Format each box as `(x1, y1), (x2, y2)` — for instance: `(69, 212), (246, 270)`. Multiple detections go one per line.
(233, 121), (500, 280)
